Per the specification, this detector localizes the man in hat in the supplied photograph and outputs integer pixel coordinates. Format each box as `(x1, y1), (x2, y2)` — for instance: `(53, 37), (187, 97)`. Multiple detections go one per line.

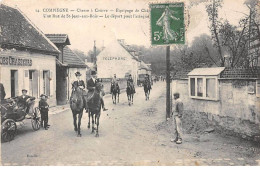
(127, 74), (135, 93)
(110, 74), (120, 94)
(86, 71), (108, 111)
(111, 74), (118, 94)
(39, 94), (50, 130)
(17, 89), (35, 118)
(171, 92), (184, 144)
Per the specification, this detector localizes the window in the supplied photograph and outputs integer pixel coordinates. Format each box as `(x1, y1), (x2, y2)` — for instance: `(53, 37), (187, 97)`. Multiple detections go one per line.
(43, 71), (50, 96)
(189, 76), (218, 100)
(190, 78), (195, 96)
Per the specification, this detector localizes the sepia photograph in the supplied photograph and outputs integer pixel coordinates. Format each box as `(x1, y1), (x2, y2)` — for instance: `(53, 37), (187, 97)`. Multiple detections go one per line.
(0, 0), (259, 166)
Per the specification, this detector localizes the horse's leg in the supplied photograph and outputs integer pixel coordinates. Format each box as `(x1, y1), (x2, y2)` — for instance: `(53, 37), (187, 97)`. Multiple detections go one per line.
(96, 113), (100, 137)
(91, 113), (95, 133)
(132, 94), (134, 104)
(77, 110), (83, 137)
(73, 113), (77, 132)
(88, 111), (90, 129)
(118, 92), (119, 103)
(115, 94), (117, 104)
(95, 113), (97, 124)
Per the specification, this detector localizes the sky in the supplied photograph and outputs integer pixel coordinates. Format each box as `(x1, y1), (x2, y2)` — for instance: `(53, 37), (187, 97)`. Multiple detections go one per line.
(1, 0), (250, 54)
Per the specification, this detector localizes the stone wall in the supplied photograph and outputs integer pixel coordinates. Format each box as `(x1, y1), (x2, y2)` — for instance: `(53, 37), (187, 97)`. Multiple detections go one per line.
(172, 79), (260, 140)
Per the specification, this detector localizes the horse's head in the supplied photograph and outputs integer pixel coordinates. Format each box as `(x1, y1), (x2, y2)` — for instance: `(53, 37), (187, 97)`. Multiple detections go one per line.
(70, 87), (83, 110)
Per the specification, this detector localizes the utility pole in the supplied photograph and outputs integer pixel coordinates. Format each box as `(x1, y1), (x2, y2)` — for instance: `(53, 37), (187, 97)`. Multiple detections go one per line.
(166, 46), (171, 120)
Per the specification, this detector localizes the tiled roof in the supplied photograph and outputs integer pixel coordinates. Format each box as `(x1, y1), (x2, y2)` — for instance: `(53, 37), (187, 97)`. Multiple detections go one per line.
(220, 67), (260, 79)
(172, 70), (192, 79)
(63, 46), (86, 68)
(0, 4), (59, 55)
(118, 42), (139, 61)
(45, 34), (71, 45)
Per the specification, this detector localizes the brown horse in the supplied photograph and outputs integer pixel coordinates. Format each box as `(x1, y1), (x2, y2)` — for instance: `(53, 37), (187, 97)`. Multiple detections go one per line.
(126, 81), (135, 106)
(87, 82), (102, 137)
(111, 83), (120, 104)
(70, 87), (84, 137)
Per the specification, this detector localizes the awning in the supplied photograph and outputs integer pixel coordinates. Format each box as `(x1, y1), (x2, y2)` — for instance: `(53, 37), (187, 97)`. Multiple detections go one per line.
(188, 67), (225, 76)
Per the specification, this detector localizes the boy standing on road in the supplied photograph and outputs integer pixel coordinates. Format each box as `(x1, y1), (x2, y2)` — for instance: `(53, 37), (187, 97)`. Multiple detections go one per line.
(39, 94), (50, 130)
(171, 93), (183, 144)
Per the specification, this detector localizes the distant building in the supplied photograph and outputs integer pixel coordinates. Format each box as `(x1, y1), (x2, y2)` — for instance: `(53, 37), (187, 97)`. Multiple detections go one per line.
(46, 34), (87, 105)
(0, 4), (60, 106)
(96, 39), (140, 84)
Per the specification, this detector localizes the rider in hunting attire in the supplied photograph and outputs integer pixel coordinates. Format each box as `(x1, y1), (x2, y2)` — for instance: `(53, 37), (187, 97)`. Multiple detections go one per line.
(110, 74), (120, 94)
(72, 72), (85, 90)
(72, 71), (87, 108)
(143, 74), (152, 90)
(86, 71), (107, 111)
(127, 74), (136, 93)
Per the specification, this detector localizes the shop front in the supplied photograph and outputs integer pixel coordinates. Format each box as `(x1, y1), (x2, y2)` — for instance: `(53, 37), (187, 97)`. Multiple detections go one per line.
(0, 50), (57, 106)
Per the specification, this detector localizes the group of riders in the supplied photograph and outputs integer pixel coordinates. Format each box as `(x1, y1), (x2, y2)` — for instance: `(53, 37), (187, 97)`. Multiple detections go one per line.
(0, 70), (152, 119)
(71, 70), (152, 111)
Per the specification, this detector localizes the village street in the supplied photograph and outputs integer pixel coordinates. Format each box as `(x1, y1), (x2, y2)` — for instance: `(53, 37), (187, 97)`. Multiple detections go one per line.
(1, 81), (260, 166)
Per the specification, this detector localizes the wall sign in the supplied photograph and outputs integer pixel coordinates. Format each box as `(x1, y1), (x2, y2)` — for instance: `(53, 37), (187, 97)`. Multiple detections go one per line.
(0, 56), (32, 66)
(103, 57), (126, 60)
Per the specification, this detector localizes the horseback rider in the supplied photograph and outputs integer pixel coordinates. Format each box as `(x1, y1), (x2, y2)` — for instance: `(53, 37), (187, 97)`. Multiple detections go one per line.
(127, 74), (136, 93)
(144, 74), (152, 90)
(110, 74), (120, 94)
(86, 71), (107, 111)
(71, 71), (87, 107)
(16, 89), (35, 118)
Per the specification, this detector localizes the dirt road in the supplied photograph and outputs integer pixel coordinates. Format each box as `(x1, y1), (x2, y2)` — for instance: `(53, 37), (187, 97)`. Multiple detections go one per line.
(1, 81), (260, 165)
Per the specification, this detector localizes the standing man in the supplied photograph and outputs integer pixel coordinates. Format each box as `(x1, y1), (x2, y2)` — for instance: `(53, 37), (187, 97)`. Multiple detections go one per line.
(0, 83), (6, 103)
(171, 93), (183, 144)
(39, 94), (50, 130)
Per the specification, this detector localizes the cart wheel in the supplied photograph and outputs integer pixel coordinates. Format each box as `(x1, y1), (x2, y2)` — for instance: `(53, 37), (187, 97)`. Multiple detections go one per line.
(31, 107), (41, 131)
(1, 119), (17, 142)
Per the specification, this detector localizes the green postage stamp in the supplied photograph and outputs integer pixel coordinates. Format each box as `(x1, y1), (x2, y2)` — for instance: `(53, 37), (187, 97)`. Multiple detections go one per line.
(150, 3), (185, 45)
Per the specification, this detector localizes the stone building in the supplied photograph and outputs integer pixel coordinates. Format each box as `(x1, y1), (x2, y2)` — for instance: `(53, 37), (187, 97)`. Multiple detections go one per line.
(172, 67), (260, 140)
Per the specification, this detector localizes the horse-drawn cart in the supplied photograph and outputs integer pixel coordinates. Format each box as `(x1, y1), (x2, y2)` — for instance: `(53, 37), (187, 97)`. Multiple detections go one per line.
(0, 97), (41, 142)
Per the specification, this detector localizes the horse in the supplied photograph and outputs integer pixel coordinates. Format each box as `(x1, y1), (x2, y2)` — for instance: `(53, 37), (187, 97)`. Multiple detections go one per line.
(111, 83), (120, 104)
(143, 80), (151, 101)
(87, 82), (103, 137)
(70, 86), (84, 137)
(126, 81), (135, 106)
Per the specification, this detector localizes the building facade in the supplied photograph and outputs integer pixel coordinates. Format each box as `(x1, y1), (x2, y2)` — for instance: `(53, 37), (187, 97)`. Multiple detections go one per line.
(96, 40), (140, 85)
(0, 4), (59, 106)
(172, 67), (260, 140)
(45, 34), (87, 104)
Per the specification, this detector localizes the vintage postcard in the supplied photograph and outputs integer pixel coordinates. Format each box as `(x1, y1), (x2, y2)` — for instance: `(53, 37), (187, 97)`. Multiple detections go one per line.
(0, 0), (259, 166)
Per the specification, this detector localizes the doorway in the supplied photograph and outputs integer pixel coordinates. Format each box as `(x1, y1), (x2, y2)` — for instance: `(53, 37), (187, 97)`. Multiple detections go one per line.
(11, 70), (18, 97)
(29, 70), (38, 97)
